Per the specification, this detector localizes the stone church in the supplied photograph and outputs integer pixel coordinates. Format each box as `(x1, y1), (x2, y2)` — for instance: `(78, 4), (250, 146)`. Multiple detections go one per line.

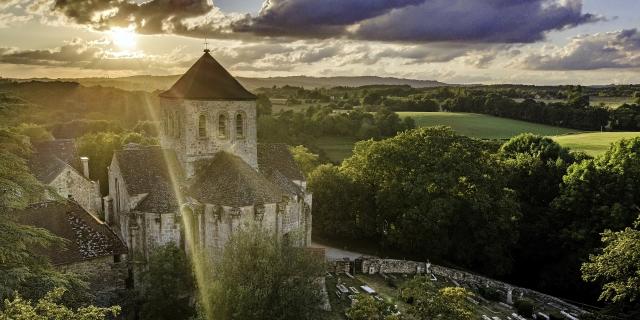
(105, 50), (312, 268)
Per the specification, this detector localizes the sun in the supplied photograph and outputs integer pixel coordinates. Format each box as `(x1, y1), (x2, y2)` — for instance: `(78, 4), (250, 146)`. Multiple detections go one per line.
(110, 28), (137, 50)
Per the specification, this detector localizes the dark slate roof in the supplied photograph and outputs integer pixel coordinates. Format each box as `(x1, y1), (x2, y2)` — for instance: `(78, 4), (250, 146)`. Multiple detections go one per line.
(29, 139), (82, 184)
(159, 52), (256, 101)
(15, 201), (128, 265)
(114, 145), (180, 213)
(189, 152), (286, 207)
(258, 143), (305, 181)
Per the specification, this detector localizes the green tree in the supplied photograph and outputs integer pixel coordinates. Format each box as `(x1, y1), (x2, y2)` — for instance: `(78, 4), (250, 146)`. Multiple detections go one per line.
(11, 123), (54, 144)
(256, 94), (273, 116)
(552, 138), (640, 299)
(289, 145), (320, 178)
(139, 243), (195, 320)
(203, 226), (325, 320)
(402, 276), (474, 320)
(582, 216), (640, 303)
(341, 127), (520, 275)
(498, 134), (579, 288)
(0, 287), (120, 320)
(346, 294), (398, 320)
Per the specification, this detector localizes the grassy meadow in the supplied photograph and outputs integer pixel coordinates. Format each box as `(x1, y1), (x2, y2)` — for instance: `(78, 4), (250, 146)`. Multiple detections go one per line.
(552, 132), (640, 156)
(316, 136), (359, 163)
(398, 112), (578, 139)
(316, 112), (640, 162)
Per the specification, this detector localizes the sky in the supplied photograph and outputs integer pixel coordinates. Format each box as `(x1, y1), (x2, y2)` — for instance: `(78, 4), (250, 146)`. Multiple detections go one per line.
(0, 0), (638, 85)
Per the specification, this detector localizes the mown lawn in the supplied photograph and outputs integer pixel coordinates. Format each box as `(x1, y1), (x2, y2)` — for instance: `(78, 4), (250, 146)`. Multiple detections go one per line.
(398, 112), (578, 139)
(552, 132), (640, 156)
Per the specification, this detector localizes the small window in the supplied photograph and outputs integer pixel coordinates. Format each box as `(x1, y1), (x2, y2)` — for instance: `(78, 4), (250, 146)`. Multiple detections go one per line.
(218, 114), (227, 138)
(236, 113), (244, 138)
(198, 114), (207, 138)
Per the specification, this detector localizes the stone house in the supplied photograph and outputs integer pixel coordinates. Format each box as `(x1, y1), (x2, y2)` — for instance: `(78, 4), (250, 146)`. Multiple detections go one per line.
(105, 50), (312, 273)
(29, 139), (102, 216)
(15, 200), (128, 305)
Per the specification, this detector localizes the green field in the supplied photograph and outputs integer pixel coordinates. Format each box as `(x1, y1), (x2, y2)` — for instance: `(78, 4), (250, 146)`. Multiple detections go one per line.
(315, 112), (640, 162)
(552, 132), (640, 156)
(398, 112), (578, 139)
(316, 136), (359, 163)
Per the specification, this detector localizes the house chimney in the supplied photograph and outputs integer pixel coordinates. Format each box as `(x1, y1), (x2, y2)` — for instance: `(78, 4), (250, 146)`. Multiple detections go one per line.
(80, 156), (90, 178)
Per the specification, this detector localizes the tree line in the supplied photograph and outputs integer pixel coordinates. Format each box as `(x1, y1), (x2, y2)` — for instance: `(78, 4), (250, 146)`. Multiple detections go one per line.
(307, 127), (640, 318)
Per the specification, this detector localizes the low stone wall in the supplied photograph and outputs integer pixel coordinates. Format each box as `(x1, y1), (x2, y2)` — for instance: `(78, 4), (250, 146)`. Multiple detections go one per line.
(329, 257), (586, 316)
(328, 259), (352, 274)
(361, 258), (427, 275)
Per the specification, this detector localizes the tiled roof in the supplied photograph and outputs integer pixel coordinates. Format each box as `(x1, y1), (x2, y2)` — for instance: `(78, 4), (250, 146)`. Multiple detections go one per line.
(159, 52), (256, 101)
(15, 201), (128, 265)
(189, 152), (286, 207)
(114, 145), (180, 213)
(258, 143), (305, 182)
(29, 139), (82, 184)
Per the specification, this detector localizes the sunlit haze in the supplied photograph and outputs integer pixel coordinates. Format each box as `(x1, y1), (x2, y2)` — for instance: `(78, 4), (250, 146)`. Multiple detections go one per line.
(0, 0), (639, 84)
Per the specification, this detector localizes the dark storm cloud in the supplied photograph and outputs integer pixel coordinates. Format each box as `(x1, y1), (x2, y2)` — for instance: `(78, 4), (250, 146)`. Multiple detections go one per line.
(236, 0), (599, 43)
(52, 0), (226, 36)
(48, 0), (598, 45)
(522, 28), (640, 70)
(354, 0), (599, 43)
(232, 0), (425, 38)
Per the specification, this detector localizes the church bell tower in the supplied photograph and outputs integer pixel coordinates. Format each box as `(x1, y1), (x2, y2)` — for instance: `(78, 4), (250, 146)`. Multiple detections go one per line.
(158, 50), (258, 178)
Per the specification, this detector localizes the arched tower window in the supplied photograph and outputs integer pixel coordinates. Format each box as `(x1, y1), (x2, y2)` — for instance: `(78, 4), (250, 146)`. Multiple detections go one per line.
(218, 113), (228, 138)
(236, 113), (244, 138)
(198, 114), (207, 138)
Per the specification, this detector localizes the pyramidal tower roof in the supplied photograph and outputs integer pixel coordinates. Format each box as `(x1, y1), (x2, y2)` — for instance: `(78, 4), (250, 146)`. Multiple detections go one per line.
(159, 51), (256, 101)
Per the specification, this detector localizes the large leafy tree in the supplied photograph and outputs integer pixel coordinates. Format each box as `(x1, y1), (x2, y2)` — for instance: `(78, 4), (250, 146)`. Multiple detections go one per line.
(498, 134), (581, 288)
(340, 127), (520, 275)
(552, 138), (640, 299)
(139, 243), (196, 320)
(203, 226), (325, 320)
(308, 164), (375, 239)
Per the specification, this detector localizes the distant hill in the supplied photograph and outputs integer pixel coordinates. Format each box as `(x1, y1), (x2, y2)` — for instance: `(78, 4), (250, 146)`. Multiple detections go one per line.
(10, 75), (446, 92)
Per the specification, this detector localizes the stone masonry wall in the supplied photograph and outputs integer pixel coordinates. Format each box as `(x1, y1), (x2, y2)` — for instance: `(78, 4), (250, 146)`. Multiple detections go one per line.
(49, 167), (101, 216)
(160, 99), (258, 178)
(57, 256), (127, 306)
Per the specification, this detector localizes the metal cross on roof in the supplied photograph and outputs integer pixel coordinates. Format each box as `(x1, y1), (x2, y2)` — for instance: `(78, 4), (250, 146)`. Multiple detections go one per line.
(204, 37), (210, 53)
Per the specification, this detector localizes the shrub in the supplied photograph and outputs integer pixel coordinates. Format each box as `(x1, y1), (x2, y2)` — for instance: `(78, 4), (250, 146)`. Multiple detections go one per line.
(514, 298), (535, 318)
